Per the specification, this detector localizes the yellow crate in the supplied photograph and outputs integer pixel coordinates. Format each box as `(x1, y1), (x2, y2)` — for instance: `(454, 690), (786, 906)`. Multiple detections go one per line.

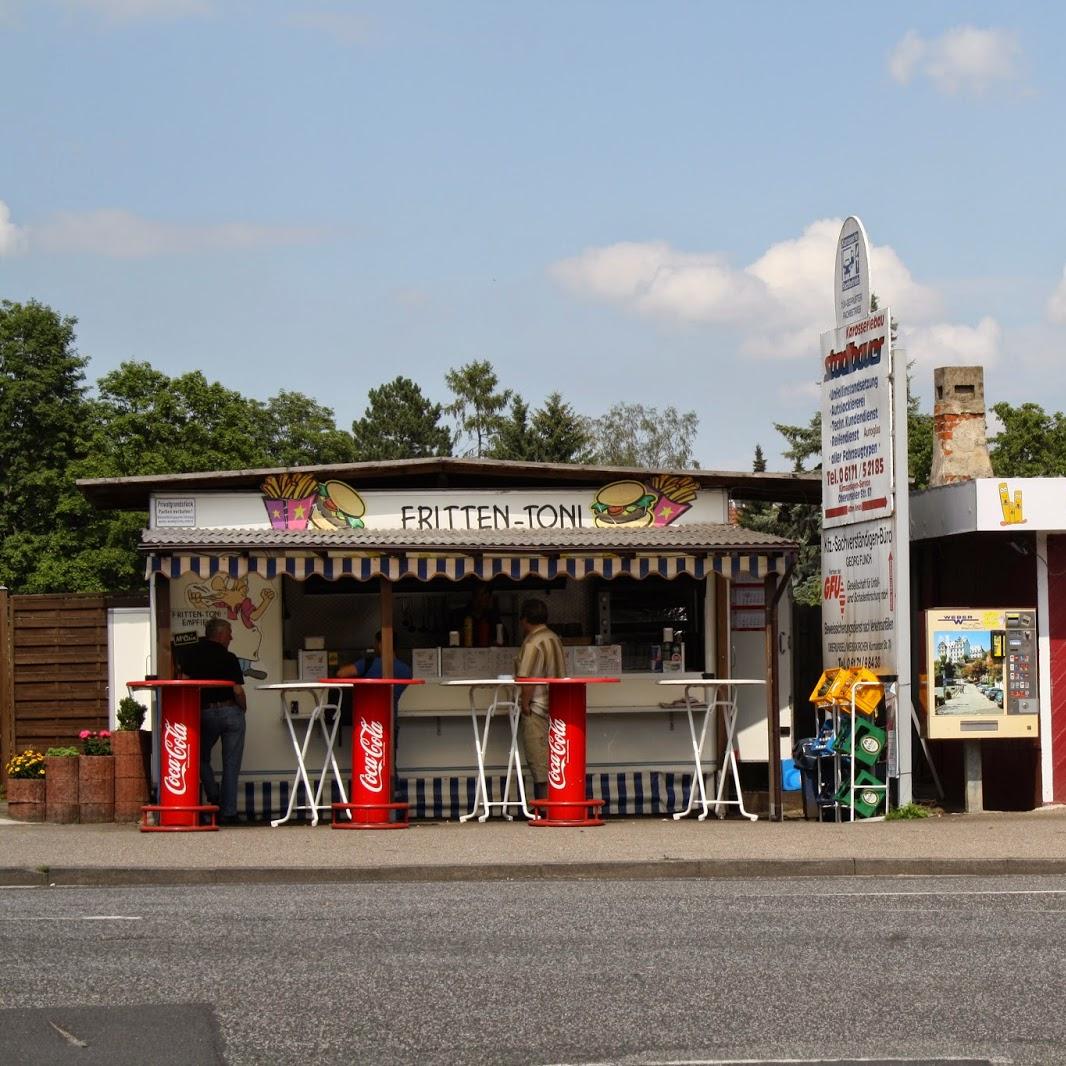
(810, 667), (850, 708)
(843, 667), (884, 716)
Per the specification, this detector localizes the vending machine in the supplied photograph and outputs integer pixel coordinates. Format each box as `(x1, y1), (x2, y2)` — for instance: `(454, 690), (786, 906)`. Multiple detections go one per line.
(924, 608), (1039, 740)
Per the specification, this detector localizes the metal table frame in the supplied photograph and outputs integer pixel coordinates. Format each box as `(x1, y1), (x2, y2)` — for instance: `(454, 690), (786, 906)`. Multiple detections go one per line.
(657, 679), (766, 822)
(257, 682), (350, 827)
(443, 679), (533, 822)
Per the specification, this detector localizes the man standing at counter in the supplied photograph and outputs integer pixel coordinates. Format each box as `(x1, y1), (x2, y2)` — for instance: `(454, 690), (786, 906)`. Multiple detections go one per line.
(174, 617), (247, 826)
(515, 598), (567, 802)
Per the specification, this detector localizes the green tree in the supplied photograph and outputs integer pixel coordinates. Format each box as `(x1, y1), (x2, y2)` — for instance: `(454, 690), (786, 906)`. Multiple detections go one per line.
(489, 396), (535, 461)
(351, 376), (453, 460)
(989, 402), (1066, 476)
(528, 392), (593, 464)
(0, 300), (92, 591)
(588, 403), (700, 469)
(262, 390), (357, 466)
(444, 360), (512, 457)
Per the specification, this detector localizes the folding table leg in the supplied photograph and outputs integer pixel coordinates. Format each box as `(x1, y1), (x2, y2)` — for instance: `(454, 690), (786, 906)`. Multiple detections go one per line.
(714, 690), (758, 821)
(501, 704), (534, 820)
(460, 689), (492, 823)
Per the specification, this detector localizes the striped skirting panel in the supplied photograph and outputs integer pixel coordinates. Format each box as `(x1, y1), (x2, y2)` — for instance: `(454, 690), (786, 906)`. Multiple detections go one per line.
(240, 771), (703, 822)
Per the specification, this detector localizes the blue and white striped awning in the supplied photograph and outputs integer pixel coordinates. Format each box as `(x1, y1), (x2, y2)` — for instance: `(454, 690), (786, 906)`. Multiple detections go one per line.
(146, 550), (789, 582)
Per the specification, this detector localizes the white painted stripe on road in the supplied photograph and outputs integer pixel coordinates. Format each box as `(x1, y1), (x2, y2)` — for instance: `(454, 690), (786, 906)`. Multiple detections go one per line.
(0, 915), (142, 921)
(545, 1058), (1007, 1065)
(805, 888), (1066, 898)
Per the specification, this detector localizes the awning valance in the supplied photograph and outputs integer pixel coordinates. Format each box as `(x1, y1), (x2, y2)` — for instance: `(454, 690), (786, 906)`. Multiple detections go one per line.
(147, 550), (791, 583)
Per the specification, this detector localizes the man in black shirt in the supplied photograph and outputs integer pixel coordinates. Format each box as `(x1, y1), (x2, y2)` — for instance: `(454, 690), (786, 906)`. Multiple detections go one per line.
(175, 617), (247, 825)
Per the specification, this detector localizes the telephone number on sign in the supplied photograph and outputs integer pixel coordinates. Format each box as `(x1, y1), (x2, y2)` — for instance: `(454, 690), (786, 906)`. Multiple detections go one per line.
(860, 457), (884, 477)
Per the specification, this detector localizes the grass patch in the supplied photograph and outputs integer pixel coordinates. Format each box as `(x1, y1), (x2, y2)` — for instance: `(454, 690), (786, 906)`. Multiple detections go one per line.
(885, 802), (932, 821)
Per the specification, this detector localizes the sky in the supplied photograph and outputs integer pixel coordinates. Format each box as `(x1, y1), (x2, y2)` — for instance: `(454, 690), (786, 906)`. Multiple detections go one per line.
(2, 0), (1065, 472)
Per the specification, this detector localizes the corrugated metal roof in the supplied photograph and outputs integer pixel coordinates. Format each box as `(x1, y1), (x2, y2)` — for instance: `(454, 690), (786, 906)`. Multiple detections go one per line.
(140, 522), (796, 553)
(78, 456), (821, 509)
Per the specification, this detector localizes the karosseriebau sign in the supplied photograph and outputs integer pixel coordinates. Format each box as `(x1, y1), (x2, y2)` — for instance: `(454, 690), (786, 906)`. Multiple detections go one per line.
(820, 308), (893, 530)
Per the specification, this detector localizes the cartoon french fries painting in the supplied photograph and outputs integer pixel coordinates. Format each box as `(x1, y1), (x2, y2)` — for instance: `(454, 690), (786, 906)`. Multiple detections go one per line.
(998, 482), (1025, 525)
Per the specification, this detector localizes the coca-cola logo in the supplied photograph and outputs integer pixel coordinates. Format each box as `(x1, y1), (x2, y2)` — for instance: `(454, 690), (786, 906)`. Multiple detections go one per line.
(163, 721), (189, 796)
(547, 717), (569, 791)
(358, 718), (385, 793)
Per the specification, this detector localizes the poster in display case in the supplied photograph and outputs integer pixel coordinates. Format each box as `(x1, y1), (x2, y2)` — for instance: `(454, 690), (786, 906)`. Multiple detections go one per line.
(924, 607), (1039, 739)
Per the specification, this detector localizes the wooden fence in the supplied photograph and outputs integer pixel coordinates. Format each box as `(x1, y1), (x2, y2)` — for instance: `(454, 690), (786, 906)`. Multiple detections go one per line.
(0, 590), (111, 778)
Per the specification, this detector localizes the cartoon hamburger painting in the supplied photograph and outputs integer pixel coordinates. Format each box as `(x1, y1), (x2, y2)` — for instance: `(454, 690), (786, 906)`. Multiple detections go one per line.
(311, 480), (367, 529)
(591, 480), (658, 528)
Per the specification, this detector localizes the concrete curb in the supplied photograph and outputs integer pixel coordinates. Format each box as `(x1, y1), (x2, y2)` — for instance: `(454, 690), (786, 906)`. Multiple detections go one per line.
(7, 857), (1066, 887)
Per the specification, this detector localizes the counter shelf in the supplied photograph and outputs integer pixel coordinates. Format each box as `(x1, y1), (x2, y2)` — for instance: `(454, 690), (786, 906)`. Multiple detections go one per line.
(656, 679), (766, 822)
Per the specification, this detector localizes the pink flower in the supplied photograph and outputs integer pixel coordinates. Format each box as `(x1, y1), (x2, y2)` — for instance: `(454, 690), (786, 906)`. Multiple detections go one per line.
(79, 730), (90, 739)
(100, 730), (111, 738)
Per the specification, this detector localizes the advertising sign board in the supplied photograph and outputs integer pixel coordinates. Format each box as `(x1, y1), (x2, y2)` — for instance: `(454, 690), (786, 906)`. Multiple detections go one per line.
(924, 608), (1039, 740)
(820, 308), (893, 529)
(835, 215), (872, 327)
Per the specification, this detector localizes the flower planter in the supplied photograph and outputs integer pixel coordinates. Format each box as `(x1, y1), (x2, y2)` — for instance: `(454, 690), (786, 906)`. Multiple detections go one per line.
(7, 777), (46, 822)
(112, 729), (151, 822)
(45, 756), (80, 823)
(78, 755), (115, 823)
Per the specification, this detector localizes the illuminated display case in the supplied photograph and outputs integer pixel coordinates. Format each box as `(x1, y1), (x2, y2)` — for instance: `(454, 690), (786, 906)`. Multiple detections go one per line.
(924, 607), (1039, 740)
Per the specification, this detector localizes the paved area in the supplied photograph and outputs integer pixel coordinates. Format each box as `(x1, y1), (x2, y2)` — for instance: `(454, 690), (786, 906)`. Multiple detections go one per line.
(3, 804), (1066, 885)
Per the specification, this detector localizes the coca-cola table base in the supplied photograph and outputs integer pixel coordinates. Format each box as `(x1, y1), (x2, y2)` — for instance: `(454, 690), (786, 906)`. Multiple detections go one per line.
(325, 676), (423, 830)
(128, 679), (236, 833)
(516, 676), (618, 829)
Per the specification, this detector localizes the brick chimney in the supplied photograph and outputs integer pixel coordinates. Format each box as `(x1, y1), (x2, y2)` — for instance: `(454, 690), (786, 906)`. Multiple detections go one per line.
(929, 366), (994, 486)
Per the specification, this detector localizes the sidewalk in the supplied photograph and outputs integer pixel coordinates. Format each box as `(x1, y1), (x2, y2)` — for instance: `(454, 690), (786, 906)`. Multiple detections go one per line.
(3, 805), (1066, 887)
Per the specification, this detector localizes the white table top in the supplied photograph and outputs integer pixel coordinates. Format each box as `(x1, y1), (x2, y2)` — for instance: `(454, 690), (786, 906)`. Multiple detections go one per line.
(257, 682), (345, 692)
(657, 678), (767, 687)
(441, 678), (516, 687)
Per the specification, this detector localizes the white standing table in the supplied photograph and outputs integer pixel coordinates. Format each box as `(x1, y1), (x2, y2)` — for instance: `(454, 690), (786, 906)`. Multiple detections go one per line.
(657, 678), (766, 821)
(442, 679), (534, 822)
(258, 682), (351, 827)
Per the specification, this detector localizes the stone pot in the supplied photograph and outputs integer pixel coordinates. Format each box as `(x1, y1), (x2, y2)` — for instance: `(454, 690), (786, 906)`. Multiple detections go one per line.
(45, 756), (80, 823)
(7, 777), (46, 822)
(112, 729), (151, 822)
(78, 755), (115, 823)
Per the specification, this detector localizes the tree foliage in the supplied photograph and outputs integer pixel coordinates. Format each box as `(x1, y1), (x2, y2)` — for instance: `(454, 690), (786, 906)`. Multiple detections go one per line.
(491, 392), (593, 464)
(444, 360), (512, 457)
(989, 402), (1066, 477)
(351, 376), (452, 461)
(588, 402), (700, 469)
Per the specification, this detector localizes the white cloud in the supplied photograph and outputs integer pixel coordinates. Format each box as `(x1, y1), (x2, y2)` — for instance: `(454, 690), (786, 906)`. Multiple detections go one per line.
(30, 209), (325, 257)
(888, 26), (1022, 96)
(902, 317), (1003, 372)
(0, 199), (27, 255)
(1047, 267), (1066, 324)
(551, 219), (942, 360)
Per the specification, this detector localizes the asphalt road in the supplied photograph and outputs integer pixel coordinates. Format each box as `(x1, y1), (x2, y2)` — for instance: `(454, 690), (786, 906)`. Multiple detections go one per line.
(3, 876), (1066, 1065)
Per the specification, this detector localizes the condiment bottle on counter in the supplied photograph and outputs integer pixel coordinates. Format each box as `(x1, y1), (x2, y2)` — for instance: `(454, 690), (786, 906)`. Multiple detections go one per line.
(462, 615), (474, 648)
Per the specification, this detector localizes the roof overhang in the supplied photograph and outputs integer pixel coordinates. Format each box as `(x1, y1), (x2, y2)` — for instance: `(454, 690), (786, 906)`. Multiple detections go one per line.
(79, 457), (821, 510)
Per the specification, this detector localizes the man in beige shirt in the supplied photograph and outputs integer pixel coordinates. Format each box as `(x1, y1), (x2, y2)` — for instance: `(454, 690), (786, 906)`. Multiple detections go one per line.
(515, 598), (567, 801)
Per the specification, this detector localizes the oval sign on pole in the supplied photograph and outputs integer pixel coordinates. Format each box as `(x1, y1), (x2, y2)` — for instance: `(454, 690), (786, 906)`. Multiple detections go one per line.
(835, 215), (872, 327)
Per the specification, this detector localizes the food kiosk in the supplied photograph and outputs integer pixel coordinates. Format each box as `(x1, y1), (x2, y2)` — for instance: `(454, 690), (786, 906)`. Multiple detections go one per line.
(80, 458), (813, 820)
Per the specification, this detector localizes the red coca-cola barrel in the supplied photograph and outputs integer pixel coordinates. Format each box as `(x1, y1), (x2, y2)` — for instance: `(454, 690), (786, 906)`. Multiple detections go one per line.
(326, 677), (423, 830)
(128, 680), (234, 832)
(519, 676), (618, 828)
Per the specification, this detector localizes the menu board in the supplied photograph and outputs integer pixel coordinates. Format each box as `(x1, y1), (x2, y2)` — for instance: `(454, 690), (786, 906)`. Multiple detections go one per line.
(440, 646), (518, 679)
(569, 645), (622, 676)
(297, 650), (329, 680)
(411, 648), (441, 679)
